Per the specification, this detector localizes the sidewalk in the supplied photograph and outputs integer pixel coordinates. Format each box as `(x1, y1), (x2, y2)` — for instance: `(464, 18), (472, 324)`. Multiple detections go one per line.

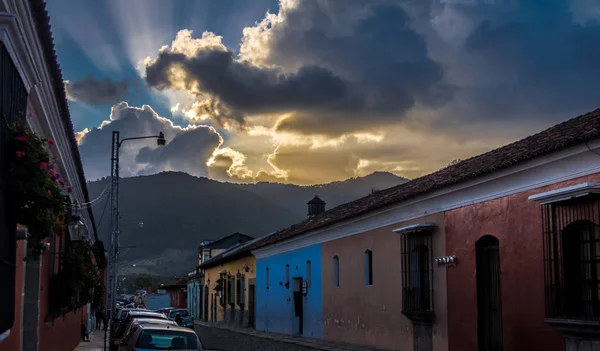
(194, 320), (396, 351)
(74, 329), (108, 351)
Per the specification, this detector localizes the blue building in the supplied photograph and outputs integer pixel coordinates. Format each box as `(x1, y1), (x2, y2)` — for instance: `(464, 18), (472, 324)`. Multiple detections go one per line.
(254, 244), (323, 339)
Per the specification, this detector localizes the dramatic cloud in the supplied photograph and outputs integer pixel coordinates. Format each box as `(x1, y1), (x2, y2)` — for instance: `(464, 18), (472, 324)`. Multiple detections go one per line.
(77, 102), (225, 180)
(65, 76), (136, 105)
(76, 0), (600, 184)
(143, 1), (451, 136)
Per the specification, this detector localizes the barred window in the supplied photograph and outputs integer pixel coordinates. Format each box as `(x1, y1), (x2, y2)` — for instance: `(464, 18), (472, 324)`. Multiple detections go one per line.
(236, 275), (245, 306)
(535, 192), (600, 321)
(395, 223), (435, 323)
(227, 276), (235, 305)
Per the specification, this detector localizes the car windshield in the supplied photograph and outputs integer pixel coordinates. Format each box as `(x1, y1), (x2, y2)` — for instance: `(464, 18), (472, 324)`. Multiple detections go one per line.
(135, 329), (199, 350)
(169, 310), (189, 318)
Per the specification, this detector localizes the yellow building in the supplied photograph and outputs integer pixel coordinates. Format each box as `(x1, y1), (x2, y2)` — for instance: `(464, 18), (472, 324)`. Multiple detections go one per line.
(201, 244), (257, 328)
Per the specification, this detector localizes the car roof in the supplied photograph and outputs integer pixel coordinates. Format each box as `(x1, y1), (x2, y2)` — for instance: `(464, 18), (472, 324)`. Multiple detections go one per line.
(127, 311), (164, 318)
(139, 324), (196, 333)
(132, 318), (177, 325)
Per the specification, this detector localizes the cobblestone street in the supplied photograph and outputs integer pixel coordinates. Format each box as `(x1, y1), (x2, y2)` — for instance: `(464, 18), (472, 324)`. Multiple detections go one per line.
(195, 324), (318, 351)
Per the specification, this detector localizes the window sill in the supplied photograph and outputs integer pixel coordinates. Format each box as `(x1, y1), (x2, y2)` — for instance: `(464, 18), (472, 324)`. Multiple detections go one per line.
(402, 310), (434, 324)
(545, 318), (600, 336)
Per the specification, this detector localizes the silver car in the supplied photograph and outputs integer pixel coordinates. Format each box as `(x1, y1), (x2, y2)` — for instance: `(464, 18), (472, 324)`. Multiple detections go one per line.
(120, 318), (178, 343)
(119, 324), (203, 351)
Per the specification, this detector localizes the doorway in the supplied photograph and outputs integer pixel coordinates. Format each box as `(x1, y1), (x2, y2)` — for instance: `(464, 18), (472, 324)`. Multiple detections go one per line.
(248, 284), (256, 328)
(476, 235), (504, 351)
(292, 277), (303, 335)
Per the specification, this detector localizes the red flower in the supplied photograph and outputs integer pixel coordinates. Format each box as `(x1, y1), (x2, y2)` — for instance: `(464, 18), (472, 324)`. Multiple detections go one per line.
(40, 162), (48, 170)
(59, 180), (65, 187)
(16, 151), (25, 158)
(49, 170), (56, 177)
(47, 139), (55, 145)
(15, 136), (27, 141)
(47, 190), (52, 196)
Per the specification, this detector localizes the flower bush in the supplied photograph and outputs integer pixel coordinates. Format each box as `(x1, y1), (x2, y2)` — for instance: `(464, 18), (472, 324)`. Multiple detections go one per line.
(6, 121), (67, 246)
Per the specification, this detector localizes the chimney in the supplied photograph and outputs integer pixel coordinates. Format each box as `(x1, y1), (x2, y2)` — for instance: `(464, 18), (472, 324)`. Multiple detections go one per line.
(307, 195), (326, 217)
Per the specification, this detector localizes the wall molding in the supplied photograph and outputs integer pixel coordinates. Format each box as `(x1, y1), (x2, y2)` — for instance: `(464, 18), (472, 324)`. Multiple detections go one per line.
(253, 139), (600, 259)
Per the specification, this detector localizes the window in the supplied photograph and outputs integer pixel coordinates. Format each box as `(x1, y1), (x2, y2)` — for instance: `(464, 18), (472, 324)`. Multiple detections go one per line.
(333, 256), (339, 287)
(364, 250), (373, 286)
(266, 268), (270, 290)
(306, 260), (312, 288)
(285, 264), (290, 288)
(537, 194), (600, 321)
(236, 275), (245, 305)
(227, 276), (235, 305)
(397, 223), (435, 322)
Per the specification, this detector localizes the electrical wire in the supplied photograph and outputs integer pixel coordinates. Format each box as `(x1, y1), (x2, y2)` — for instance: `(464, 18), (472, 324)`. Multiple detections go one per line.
(95, 188), (111, 231)
(68, 184), (110, 209)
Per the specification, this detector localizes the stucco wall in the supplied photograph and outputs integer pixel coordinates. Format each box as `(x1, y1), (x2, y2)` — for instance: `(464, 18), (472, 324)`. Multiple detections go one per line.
(38, 249), (85, 351)
(3, 241), (26, 351)
(256, 244), (322, 338)
(203, 255), (256, 325)
(321, 212), (448, 351)
(444, 174), (600, 351)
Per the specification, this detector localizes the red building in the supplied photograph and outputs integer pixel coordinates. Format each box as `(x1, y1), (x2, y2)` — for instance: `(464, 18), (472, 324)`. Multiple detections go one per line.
(250, 108), (600, 351)
(0, 1), (102, 351)
(163, 278), (189, 309)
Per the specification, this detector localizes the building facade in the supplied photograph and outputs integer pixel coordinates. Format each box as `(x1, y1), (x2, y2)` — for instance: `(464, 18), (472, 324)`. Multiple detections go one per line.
(245, 109), (600, 351)
(0, 1), (100, 351)
(202, 253), (256, 327)
(255, 244), (323, 338)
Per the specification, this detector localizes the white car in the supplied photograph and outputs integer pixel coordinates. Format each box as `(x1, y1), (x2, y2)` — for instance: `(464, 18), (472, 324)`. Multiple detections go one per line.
(119, 324), (203, 350)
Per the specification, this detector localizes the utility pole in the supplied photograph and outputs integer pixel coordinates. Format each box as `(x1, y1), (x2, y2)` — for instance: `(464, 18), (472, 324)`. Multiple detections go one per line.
(105, 131), (165, 351)
(107, 131), (119, 351)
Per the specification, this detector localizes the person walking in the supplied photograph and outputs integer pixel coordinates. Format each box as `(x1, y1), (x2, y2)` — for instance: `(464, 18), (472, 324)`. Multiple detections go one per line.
(80, 322), (90, 342)
(95, 308), (104, 330)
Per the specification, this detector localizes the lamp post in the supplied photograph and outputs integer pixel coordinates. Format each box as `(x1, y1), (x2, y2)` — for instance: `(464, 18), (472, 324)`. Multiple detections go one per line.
(106, 131), (166, 351)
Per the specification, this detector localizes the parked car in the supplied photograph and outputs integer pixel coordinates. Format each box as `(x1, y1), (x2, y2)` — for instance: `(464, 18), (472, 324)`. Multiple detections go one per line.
(119, 324), (203, 351)
(167, 309), (194, 328)
(155, 307), (174, 317)
(120, 318), (178, 345)
(112, 311), (168, 347)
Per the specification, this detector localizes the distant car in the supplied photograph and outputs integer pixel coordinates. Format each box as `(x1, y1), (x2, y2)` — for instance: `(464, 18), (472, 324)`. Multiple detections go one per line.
(119, 324), (203, 351)
(168, 309), (194, 328)
(155, 307), (175, 317)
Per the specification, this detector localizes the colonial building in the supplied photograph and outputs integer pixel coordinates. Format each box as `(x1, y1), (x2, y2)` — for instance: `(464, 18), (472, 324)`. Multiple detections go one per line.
(200, 236), (260, 328)
(0, 1), (101, 351)
(246, 108), (600, 351)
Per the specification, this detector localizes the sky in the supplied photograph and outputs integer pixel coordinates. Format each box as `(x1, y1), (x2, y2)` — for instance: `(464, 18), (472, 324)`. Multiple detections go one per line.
(48, 0), (600, 185)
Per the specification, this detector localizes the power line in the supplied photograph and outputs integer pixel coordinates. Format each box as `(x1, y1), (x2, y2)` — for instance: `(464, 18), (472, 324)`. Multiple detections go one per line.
(95, 188), (111, 232)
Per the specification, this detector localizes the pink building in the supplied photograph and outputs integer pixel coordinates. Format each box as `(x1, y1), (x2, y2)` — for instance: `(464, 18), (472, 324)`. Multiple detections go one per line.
(0, 1), (101, 351)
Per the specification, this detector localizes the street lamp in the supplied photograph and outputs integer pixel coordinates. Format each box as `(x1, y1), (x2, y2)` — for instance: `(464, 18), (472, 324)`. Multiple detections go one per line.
(107, 130), (166, 350)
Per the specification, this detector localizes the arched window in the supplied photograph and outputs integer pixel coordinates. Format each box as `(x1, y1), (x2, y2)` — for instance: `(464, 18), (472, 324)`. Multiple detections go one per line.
(306, 260), (312, 287)
(364, 250), (373, 286)
(333, 256), (340, 287)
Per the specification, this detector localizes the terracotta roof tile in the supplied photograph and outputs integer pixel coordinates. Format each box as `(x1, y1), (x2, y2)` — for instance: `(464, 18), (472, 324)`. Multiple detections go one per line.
(28, 0), (97, 240)
(244, 108), (600, 252)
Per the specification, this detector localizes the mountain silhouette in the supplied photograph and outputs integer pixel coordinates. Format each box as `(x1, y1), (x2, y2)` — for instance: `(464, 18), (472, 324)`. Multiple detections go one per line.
(87, 171), (407, 275)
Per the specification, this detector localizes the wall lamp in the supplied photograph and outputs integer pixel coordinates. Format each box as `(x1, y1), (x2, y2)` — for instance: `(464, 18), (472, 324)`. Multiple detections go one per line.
(434, 255), (457, 267)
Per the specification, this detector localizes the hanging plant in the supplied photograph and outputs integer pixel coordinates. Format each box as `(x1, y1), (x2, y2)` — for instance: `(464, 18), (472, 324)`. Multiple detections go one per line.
(5, 121), (67, 247)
